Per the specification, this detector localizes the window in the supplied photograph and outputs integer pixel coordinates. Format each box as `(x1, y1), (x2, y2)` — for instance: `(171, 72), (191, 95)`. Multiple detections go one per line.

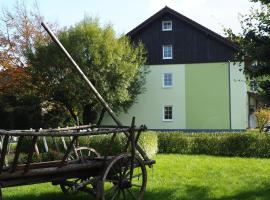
(163, 45), (173, 59)
(163, 106), (173, 121)
(250, 79), (258, 92)
(162, 21), (172, 31)
(163, 73), (173, 87)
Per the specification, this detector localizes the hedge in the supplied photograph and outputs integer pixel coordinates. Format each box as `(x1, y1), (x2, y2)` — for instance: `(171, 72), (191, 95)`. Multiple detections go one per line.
(158, 131), (270, 158)
(86, 131), (158, 158)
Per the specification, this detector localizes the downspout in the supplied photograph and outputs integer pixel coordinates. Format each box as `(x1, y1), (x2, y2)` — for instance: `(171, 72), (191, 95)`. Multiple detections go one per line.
(248, 94), (250, 128)
(228, 61), (232, 130)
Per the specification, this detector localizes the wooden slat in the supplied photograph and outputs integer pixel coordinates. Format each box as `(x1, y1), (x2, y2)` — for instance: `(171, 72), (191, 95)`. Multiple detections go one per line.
(24, 136), (38, 173)
(0, 135), (9, 173)
(9, 136), (24, 173)
(0, 127), (133, 137)
(59, 136), (78, 168)
(135, 128), (143, 144)
(104, 132), (117, 162)
(0, 161), (104, 180)
(97, 108), (106, 126)
(129, 117), (136, 181)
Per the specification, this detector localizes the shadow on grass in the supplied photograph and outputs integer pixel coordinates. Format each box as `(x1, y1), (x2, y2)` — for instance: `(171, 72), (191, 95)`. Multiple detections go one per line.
(4, 192), (95, 200)
(216, 185), (270, 200)
(144, 184), (270, 200)
(3, 184), (270, 200)
(144, 186), (211, 200)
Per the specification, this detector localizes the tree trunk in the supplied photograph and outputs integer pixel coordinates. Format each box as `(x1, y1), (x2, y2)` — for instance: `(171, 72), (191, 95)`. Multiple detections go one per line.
(63, 103), (81, 125)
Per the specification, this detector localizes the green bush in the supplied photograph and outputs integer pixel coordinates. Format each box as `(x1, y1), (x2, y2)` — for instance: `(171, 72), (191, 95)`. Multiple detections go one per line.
(86, 131), (158, 158)
(137, 131), (158, 158)
(157, 131), (270, 158)
(87, 133), (126, 155)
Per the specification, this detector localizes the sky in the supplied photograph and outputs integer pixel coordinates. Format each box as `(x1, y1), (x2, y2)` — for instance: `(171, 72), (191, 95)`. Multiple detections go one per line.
(0, 0), (257, 36)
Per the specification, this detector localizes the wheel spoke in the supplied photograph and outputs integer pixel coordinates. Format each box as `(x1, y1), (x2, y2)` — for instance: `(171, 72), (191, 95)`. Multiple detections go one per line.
(127, 189), (137, 200)
(119, 157), (128, 179)
(109, 190), (118, 200)
(122, 189), (127, 200)
(106, 185), (118, 198)
(122, 159), (130, 179)
(103, 155), (146, 200)
(112, 189), (120, 200)
(111, 165), (121, 179)
(105, 179), (119, 184)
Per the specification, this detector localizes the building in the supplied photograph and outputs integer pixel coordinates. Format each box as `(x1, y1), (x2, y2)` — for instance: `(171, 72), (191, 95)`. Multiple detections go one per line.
(103, 6), (248, 131)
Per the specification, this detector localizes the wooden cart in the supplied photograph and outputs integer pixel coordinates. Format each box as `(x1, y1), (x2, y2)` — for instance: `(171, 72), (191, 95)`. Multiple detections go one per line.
(0, 120), (154, 199)
(0, 22), (155, 199)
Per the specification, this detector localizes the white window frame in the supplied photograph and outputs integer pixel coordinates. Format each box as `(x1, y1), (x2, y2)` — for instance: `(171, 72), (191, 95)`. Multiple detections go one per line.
(163, 105), (173, 121)
(162, 21), (172, 31)
(163, 73), (173, 88)
(162, 45), (173, 59)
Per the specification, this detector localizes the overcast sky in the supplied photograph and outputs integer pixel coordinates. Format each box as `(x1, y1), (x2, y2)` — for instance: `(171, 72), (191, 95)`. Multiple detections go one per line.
(0, 0), (257, 36)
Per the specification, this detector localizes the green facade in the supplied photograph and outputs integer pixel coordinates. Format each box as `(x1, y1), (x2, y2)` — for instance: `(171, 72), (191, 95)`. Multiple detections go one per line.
(102, 62), (247, 130)
(185, 63), (230, 129)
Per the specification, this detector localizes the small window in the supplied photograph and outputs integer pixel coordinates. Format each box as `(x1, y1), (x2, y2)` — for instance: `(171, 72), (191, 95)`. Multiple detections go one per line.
(163, 45), (173, 59)
(162, 21), (172, 31)
(250, 80), (259, 92)
(163, 106), (173, 121)
(163, 73), (173, 87)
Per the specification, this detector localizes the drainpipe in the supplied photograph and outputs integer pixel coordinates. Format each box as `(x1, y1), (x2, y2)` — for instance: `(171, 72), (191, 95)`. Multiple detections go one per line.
(228, 61), (232, 130)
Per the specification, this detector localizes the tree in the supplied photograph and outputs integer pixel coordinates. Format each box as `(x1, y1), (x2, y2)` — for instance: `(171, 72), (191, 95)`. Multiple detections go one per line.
(0, 2), (61, 129)
(236, 0), (270, 101)
(27, 18), (147, 124)
(0, 1), (57, 93)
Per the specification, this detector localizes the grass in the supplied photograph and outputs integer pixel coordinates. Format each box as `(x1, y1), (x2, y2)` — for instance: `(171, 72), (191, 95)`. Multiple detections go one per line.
(3, 154), (270, 200)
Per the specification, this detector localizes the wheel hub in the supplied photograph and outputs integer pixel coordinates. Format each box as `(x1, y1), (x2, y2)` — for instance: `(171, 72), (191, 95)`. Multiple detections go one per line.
(118, 178), (131, 189)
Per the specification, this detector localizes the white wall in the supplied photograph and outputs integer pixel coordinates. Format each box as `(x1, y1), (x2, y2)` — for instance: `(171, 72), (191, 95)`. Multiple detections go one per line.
(230, 62), (248, 129)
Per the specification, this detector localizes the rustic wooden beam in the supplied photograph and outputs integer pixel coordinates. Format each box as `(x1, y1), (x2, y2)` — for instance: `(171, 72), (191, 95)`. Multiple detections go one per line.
(97, 108), (106, 126)
(135, 127), (143, 145)
(0, 127), (134, 137)
(59, 136), (78, 168)
(9, 136), (24, 173)
(24, 136), (38, 173)
(0, 135), (9, 173)
(0, 161), (104, 180)
(104, 132), (117, 163)
(129, 117), (136, 182)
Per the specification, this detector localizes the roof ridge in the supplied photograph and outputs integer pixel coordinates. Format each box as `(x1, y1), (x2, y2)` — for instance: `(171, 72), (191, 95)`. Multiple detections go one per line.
(127, 6), (239, 51)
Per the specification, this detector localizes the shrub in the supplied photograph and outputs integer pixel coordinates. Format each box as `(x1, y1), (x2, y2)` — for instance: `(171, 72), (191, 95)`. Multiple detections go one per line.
(255, 108), (270, 132)
(137, 131), (158, 158)
(157, 131), (270, 158)
(158, 132), (189, 154)
(87, 133), (126, 155)
(86, 131), (158, 158)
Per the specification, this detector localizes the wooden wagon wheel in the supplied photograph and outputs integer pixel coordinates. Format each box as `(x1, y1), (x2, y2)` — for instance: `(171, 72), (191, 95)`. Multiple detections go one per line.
(60, 147), (100, 195)
(60, 178), (82, 195)
(69, 147), (100, 160)
(101, 153), (147, 200)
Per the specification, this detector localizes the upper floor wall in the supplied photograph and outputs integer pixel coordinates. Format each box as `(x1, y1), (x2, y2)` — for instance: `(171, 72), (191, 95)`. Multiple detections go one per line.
(128, 7), (239, 65)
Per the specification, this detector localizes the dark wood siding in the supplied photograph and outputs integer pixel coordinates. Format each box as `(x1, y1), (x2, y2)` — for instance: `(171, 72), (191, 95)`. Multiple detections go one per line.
(130, 13), (237, 65)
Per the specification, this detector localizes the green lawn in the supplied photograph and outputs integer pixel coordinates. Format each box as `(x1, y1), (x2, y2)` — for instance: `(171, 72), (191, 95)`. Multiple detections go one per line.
(3, 154), (270, 200)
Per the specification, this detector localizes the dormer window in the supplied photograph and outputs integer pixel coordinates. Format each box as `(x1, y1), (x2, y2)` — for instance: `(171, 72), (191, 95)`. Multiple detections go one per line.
(162, 21), (172, 31)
